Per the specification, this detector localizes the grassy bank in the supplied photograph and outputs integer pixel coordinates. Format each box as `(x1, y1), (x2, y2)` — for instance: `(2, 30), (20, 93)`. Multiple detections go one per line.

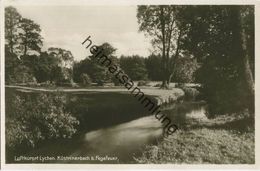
(6, 85), (185, 105)
(135, 114), (254, 164)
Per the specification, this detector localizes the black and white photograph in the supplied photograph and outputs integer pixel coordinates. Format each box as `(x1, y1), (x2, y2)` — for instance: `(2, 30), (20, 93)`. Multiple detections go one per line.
(1, 0), (258, 167)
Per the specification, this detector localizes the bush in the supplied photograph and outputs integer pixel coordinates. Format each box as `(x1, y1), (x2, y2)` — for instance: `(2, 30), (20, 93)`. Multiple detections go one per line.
(80, 73), (92, 86)
(6, 93), (79, 149)
(6, 65), (37, 85)
(181, 86), (200, 101)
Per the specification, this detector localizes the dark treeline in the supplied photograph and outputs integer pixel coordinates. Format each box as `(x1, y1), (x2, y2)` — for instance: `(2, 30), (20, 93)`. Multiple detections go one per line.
(5, 7), (196, 87)
(73, 51), (198, 86)
(5, 6), (74, 85)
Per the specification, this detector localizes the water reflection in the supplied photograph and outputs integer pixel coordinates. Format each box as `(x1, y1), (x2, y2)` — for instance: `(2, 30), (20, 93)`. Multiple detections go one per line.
(70, 116), (163, 163)
(163, 102), (207, 130)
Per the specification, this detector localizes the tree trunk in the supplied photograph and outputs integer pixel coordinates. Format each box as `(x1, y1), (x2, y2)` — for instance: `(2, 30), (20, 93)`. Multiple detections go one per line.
(10, 30), (14, 53)
(161, 72), (172, 89)
(161, 79), (169, 89)
(24, 44), (27, 56)
(238, 9), (255, 114)
(160, 7), (168, 89)
(168, 73), (173, 85)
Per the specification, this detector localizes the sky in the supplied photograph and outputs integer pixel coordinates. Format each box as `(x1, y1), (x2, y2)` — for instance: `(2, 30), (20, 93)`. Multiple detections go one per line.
(13, 5), (152, 61)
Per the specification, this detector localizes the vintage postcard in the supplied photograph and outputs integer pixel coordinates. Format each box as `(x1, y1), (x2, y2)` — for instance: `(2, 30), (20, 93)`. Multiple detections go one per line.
(0, 0), (259, 169)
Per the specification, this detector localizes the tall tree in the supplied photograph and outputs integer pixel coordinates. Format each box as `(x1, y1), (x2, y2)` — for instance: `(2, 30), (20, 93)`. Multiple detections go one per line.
(18, 18), (43, 56)
(235, 6), (254, 109)
(137, 5), (187, 88)
(74, 43), (119, 85)
(182, 6), (254, 116)
(88, 43), (119, 85)
(5, 6), (21, 54)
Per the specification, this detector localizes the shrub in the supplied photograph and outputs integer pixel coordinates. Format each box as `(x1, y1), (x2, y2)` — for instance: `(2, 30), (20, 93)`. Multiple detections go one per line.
(7, 65), (37, 84)
(80, 73), (92, 86)
(182, 87), (200, 101)
(6, 92), (79, 149)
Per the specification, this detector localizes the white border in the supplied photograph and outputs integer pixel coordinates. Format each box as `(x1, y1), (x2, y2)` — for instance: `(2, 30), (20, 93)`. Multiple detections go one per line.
(1, 0), (260, 170)
(1, 0), (5, 169)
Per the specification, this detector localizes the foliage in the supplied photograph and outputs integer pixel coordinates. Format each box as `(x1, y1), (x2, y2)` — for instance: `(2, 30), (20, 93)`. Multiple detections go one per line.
(181, 6), (254, 116)
(181, 87), (199, 101)
(145, 54), (163, 81)
(47, 47), (74, 83)
(173, 56), (199, 83)
(6, 92), (79, 148)
(47, 47), (74, 68)
(73, 59), (91, 83)
(33, 52), (59, 82)
(5, 6), (74, 85)
(137, 5), (254, 117)
(80, 73), (92, 86)
(90, 43), (119, 85)
(5, 48), (20, 84)
(120, 55), (148, 81)
(11, 65), (36, 84)
(18, 18), (43, 56)
(5, 6), (21, 54)
(74, 43), (119, 86)
(5, 49), (36, 84)
(137, 6), (189, 88)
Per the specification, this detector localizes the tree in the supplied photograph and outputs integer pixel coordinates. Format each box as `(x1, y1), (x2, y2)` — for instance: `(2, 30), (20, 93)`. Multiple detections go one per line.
(34, 52), (61, 83)
(120, 55), (148, 81)
(145, 54), (163, 81)
(48, 47), (74, 68)
(5, 6), (43, 84)
(137, 6), (188, 88)
(5, 6), (21, 54)
(182, 6), (254, 116)
(88, 42), (119, 85)
(73, 59), (92, 83)
(73, 43), (118, 86)
(18, 18), (43, 56)
(47, 47), (74, 83)
(234, 6), (254, 112)
(50, 66), (65, 84)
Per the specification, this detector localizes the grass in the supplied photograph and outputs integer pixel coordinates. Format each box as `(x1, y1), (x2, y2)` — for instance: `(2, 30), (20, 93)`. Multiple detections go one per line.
(134, 114), (255, 164)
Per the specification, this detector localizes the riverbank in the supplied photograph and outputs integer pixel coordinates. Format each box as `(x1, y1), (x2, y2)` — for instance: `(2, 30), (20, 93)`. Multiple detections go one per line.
(134, 113), (255, 164)
(6, 85), (254, 164)
(6, 85), (185, 105)
(6, 85), (186, 163)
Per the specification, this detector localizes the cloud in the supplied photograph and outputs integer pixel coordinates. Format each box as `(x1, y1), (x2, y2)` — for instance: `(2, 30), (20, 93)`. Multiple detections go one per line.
(14, 5), (151, 61)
